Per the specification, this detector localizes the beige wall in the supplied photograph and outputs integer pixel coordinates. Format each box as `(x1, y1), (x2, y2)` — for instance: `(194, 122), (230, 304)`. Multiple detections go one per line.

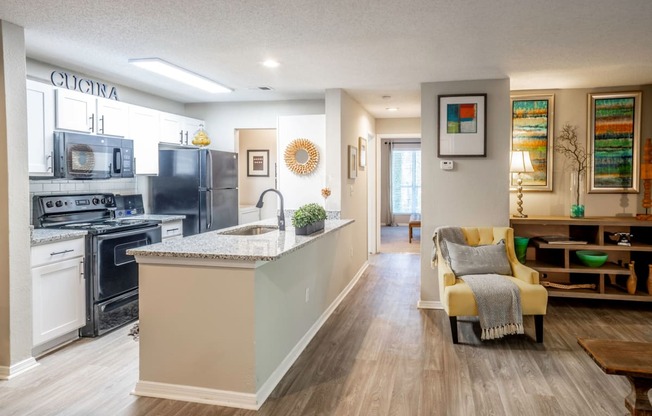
(509, 84), (652, 217)
(420, 79), (511, 304)
(328, 89), (372, 273)
(237, 129), (277, 219)
(0, 21), (32, 370)
(376, 117), (420, 135)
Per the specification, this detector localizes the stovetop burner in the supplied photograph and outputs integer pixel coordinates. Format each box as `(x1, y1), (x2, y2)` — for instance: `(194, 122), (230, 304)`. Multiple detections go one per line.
(33, 193), (159, 234)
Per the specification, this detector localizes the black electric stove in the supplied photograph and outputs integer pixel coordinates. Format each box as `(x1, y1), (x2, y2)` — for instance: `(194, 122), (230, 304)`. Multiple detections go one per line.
(33, 193), (161, 337)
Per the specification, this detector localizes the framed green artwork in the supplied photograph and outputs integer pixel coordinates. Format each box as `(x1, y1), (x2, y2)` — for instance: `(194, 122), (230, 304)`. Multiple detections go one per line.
(588, 92), (641, 193)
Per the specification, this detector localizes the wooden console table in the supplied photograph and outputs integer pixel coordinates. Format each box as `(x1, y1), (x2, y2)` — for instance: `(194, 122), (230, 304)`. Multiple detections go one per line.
(578, 338), (652, 415)
(510, 216), (652, 302)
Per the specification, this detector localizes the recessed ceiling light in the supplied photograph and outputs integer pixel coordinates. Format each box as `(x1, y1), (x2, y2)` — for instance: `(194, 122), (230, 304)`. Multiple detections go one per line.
(128, 58), (232, 93)
(386, 107), (399, 112)
(262, 59), (280, 68)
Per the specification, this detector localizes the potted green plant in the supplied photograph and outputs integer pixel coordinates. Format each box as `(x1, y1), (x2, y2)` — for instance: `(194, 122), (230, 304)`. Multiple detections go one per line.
(292, 203), (327, 235)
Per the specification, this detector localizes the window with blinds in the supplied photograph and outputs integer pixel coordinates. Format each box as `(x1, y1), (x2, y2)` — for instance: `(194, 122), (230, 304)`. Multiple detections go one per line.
(391, 145), (421, 214)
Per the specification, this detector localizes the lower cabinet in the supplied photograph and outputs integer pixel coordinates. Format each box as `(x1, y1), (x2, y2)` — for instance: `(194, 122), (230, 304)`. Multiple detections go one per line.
(31, 238), (86, 347)
(161, 220), (183, 240)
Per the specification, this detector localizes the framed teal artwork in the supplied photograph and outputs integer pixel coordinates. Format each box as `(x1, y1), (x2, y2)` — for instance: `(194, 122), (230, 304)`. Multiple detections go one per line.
(588, 92), (641, 193)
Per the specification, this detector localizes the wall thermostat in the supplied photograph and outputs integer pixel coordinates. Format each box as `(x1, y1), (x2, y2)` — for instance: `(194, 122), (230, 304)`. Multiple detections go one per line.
(440, 160), (454, 170)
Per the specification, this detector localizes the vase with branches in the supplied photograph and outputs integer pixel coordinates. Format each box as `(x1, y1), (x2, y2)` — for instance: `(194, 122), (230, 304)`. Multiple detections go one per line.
(554, 124), (590, 218)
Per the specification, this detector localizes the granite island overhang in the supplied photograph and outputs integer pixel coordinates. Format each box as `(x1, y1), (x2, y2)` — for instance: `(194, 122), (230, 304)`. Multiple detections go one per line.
(127, 219), (364, 410)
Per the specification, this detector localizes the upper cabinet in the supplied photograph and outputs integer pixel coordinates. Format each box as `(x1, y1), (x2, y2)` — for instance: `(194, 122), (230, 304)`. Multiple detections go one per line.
(28, 80), (205, 177)
(159, 112), (203, 145)
(96, 98), (128, 137)
(27, 80), (55, 177)
(128, 105), (160, 175)
(55, 89), (128, 137)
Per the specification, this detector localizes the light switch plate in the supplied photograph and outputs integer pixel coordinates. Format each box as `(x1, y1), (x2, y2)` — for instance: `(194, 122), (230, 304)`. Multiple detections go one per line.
(440, 160), (454, 170)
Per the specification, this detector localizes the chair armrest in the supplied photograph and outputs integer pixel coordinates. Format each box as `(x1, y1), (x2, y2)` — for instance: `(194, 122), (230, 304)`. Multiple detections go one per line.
(511, 261), (540, 284)
(439, 260), (456, 287)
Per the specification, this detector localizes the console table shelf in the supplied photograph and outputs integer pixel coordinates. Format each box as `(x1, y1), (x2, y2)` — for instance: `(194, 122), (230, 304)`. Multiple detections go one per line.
(510, 216), (652, 303)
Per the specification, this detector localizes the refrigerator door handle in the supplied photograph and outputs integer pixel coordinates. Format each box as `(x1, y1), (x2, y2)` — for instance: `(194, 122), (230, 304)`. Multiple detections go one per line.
(207, 189), (213, 230)
(206, 150), (214, 189)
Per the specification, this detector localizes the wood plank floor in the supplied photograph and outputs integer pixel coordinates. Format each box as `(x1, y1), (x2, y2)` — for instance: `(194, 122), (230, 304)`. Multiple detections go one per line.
(2, 252), (652, 415)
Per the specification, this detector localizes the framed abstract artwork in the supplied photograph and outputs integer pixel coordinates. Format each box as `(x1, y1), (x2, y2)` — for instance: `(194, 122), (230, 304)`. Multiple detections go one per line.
(247, 149), (269, 177)
(438, 94), (487, 157)
(510, 94), (555, 191)
(588, 92), (641, 193)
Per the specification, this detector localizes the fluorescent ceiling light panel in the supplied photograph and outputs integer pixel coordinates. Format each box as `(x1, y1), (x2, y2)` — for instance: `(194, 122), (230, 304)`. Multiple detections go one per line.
(129, 58), (231, 93)
(262, 59), (280, 68)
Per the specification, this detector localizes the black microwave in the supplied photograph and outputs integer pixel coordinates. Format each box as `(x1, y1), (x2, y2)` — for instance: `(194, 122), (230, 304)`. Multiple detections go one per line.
(53, 132), (134, 179)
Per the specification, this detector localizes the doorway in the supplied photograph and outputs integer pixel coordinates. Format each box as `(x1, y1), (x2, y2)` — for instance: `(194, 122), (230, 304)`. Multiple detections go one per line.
(235, 129), (277, 221)
(379, 138), (421, 253)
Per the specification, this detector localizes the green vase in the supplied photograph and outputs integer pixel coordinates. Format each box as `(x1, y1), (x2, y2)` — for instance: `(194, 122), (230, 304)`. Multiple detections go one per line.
(514, 237), (530, 264)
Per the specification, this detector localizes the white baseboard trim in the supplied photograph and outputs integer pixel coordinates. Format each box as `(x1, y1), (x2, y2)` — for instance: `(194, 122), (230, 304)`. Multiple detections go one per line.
(255, 260), (369, 406)
(417, 300), (443, 310)
(132, 381), (258, 410)
(0, 357), (39, 380)
(134, 261), (370, 410)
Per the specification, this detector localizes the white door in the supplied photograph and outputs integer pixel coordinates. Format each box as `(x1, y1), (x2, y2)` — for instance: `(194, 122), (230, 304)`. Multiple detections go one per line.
(55, 89), (96, 133)
(128, 105), (160, 175)
(97, 98), (128, 137)
(32, 257), (85, 347)
(26, 80), (55, 177)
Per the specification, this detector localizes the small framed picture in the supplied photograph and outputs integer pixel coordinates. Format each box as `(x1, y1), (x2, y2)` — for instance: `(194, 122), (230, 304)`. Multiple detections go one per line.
(247, 149), (269, 177)
(358, 136), (367, 169)
(438, 93), (487, 157)
(348, 145), (357, 179)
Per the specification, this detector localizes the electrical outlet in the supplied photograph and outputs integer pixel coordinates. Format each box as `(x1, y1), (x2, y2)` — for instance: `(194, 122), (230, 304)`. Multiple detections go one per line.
(305, 288), (310, 303)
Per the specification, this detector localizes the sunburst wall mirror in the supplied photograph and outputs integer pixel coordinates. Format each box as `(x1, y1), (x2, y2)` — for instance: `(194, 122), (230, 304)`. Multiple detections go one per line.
(284, 138), (319, 175)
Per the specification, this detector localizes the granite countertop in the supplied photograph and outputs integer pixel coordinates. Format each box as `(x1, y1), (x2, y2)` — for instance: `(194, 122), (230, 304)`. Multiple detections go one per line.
(127, 219), (354, 262)
(31, 228), (88, 246)
(127, 214), (186, 223)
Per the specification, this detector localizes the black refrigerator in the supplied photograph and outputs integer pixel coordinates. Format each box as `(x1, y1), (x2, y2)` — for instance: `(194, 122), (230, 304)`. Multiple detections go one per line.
(149, 147), (238, 236)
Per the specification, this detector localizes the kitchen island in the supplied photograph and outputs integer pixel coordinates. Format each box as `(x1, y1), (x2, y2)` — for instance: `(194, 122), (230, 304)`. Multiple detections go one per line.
(127, 219), (362, 410)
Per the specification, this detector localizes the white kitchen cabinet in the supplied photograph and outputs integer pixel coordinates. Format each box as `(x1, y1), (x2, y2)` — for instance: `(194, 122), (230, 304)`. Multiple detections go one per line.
(129, 105), (160, 175)
(239, 206), (261, 225)
(159, 112), (204, 145)
(55, 89), (128, 136)
(96, 97), (128, 137)
(161, 220), (183, 240)
(26, 80), (55, 177)
(31, 237), (86, 347)
(55, 89), (96, 133)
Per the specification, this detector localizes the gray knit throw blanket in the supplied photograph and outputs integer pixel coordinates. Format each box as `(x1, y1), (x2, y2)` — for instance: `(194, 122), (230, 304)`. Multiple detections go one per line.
(461, 274), (524, 340)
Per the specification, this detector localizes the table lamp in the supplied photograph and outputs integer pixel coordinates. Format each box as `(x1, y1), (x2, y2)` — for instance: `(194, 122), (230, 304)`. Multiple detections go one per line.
(510, 151), (535, 218)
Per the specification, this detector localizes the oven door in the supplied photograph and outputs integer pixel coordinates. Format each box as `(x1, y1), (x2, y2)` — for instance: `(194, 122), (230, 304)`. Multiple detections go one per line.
(92, 225), (161, 302)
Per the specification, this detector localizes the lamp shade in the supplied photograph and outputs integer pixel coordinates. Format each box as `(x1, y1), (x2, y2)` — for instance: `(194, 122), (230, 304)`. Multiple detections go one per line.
(510, 151), (535, 173)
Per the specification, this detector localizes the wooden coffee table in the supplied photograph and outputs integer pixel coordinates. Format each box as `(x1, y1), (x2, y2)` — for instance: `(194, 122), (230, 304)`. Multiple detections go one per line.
(578, 338), (652, 415)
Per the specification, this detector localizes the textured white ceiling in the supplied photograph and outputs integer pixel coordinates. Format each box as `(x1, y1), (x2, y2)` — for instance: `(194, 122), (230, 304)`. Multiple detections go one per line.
(2, 0), (651, 118)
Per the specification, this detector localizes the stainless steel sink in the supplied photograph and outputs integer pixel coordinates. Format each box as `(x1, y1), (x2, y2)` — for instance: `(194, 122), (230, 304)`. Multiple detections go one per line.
(222, 226), (278, 236)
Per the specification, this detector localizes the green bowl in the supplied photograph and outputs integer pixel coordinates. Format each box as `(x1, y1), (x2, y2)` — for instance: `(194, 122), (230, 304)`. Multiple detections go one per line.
(576, 250), (608, 267)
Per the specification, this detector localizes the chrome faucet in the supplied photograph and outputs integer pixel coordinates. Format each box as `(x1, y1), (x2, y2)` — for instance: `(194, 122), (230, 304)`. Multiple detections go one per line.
(255, 189), (285, 231)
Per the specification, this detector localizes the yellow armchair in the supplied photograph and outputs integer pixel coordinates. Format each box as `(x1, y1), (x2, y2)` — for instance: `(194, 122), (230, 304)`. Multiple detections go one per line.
(435, 226), (548, 344)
